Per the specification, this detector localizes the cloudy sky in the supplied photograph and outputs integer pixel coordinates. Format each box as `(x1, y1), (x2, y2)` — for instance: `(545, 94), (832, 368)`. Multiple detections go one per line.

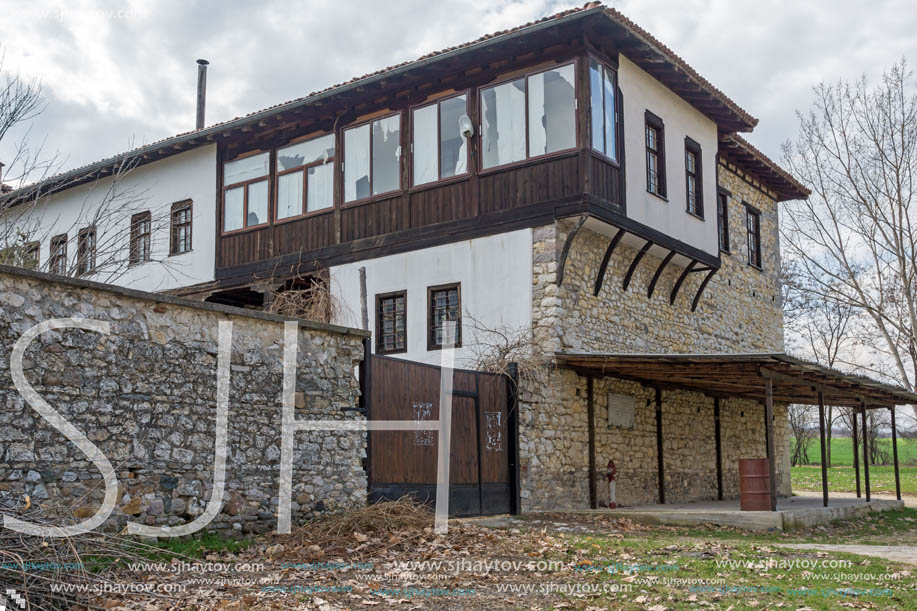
(2, 0), (916, 180)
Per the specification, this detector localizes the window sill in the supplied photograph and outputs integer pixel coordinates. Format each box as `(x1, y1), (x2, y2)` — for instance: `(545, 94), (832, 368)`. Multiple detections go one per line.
(409, 174), (471, 194)
(221, 223), (270, 237)
(428, 344), (463, 352)
(168, 249), (194, 258)
(747, 262), (763, 271)
(343, 188), (405, 209)
(686, 210), (705, 221)
(376, 348), (407, 356)
(719, 247), (731, 255)
(647, 190), (668, 203)
(590, 150), (620, 168)
(274, 208), (334, 225)
(479, 149), (578, 176)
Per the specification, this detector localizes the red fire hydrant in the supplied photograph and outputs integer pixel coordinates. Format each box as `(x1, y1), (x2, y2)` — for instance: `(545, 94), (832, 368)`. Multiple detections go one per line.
(606, 459), (617, 509)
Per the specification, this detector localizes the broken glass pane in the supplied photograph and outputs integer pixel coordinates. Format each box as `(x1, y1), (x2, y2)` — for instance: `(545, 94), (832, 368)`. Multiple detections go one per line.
(528, 64), (575, 156)
(344, 124), (371, 202)
(413, 103), (438, 186)
(224, 186), (244, 231)
(372, 115), (401, 195)
(247, 179), (268, 226)
(224, 152), (268, 185)
(307, 163), (334, 212)
(277, 134), (335, 171)
(481, 78), (525, 169)
(440, 94), (467, 178)
(277, 170), (304, 219)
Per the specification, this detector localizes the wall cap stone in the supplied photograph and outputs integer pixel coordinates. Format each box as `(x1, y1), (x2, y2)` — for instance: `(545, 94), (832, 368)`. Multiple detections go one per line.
(0, 264), (371, 339)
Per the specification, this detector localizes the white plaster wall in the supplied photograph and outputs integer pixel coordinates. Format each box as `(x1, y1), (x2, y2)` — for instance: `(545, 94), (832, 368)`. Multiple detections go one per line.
(618, 55), (720, 256)
(4, 145), (217, 292)
(330, 229), (533, 367)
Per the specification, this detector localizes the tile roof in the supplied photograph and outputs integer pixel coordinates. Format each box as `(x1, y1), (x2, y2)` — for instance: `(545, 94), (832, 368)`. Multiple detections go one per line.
(720, 134), (810, 201)
(6, 2), (759, 199)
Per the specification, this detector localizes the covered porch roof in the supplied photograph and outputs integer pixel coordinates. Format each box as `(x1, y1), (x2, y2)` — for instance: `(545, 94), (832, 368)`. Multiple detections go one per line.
(553, 352), (917, 408)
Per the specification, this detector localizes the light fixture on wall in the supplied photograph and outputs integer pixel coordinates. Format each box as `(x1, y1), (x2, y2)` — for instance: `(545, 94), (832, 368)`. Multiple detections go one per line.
(459, 115), (474, 138)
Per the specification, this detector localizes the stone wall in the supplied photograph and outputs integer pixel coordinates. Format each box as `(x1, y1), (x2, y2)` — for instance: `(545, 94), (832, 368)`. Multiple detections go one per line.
(522, 165), (792, 509)
(0, 266), (369, 533)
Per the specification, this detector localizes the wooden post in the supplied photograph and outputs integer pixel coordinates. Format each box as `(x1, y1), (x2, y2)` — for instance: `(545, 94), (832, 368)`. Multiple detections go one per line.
(764, 378), (777, 511)
(817, 391), (828, 507)
(507, 363), (522, 515)
(360, 337), (372, 492)
(587, 377), (597, 509)
(655, 387), (665, 505)
(891, 406), (901, 501)
(851, 410), (861, 498)
(714, 397), (723, 501)
(861, 404), (870, 502)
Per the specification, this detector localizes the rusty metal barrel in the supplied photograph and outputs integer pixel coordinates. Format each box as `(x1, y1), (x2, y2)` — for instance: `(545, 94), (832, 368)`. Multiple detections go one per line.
(739, 458), (771, 511)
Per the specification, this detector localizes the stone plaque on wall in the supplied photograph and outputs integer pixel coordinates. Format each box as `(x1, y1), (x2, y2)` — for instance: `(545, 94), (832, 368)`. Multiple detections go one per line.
(607, 393), (635, 429)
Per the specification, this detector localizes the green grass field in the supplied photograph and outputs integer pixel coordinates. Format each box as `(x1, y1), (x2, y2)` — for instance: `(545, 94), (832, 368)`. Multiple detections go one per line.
(797, 436), (917, 466)
(791, 437), (917, 495)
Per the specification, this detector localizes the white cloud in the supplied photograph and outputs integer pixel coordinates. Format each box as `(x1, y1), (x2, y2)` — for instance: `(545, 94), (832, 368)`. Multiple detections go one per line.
(1, 0), (915, 173)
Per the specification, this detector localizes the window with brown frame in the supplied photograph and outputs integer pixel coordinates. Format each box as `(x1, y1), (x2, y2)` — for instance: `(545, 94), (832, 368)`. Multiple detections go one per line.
(130, 211), (152, 264)
(276, 133), (336, 219)
(412, 93), (470, 186)
(745, 204), (762, 269)
(22, 241), (40, 270)
(49, 233), (67, 275)
(170, 201), (193, 255)
(376, 291), (407, 354)
(223, 152), (269, 232)
(76, 226), (96, 276)
(717, 188), (730, 252)
(685, 137), (703, 218)
(427, 283), (461, 350)
(645, 111), (666, 197)
(589, 58), (617, 162)
(480, 62), (576, 170)
(344, 113), (402, 203)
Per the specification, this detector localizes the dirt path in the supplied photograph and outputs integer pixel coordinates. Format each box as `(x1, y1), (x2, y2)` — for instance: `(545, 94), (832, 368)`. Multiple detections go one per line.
(777, 543), (917, 565)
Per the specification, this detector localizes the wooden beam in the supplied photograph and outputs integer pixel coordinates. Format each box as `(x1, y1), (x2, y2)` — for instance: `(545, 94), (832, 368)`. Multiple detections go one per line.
(714, 397), (723, 501)
(556, 215), (587, 286)
(655, 387), (665, 504)
(587, 377), (597, 509)
(817, 391), (828, 507)
(647, 250), (675, 298)
(690, 267), (718, 312)
(622, 240), (653, 291)
(669, 260), (696, 305)
(764, 378), (777, 511)
(891, 406), (901, 501)
(852, 412), (861, 498)
(861, 404), (871, 502)
(593, 228), (626, 296)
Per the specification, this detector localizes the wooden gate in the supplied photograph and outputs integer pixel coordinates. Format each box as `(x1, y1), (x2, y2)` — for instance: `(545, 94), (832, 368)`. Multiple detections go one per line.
(365, 354), (517, 516)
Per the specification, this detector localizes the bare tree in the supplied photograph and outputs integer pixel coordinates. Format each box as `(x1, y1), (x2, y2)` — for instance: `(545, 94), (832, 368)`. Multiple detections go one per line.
(782, 260), (860, 465)
(788, 403), (816, 466)
(782, 59), (917, 420)
(0, 49), (187, 287)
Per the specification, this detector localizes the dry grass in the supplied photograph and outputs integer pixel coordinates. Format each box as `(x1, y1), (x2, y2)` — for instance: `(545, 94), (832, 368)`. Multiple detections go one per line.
(266, 274), (338, 324)
(0, 498), (182, 610)
(273, 497), (437, 562)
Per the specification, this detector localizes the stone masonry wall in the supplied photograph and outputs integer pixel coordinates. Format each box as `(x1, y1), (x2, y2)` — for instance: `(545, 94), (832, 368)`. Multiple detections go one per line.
(523, 165), (792, 509)
(0, 266), (368, 534)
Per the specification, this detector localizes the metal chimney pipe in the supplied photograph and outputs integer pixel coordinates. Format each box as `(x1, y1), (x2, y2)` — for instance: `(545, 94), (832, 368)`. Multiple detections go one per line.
(195, 59), (209, 130)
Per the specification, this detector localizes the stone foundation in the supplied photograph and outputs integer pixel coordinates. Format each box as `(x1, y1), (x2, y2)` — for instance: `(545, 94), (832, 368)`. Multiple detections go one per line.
(523, 165), (791, 510)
